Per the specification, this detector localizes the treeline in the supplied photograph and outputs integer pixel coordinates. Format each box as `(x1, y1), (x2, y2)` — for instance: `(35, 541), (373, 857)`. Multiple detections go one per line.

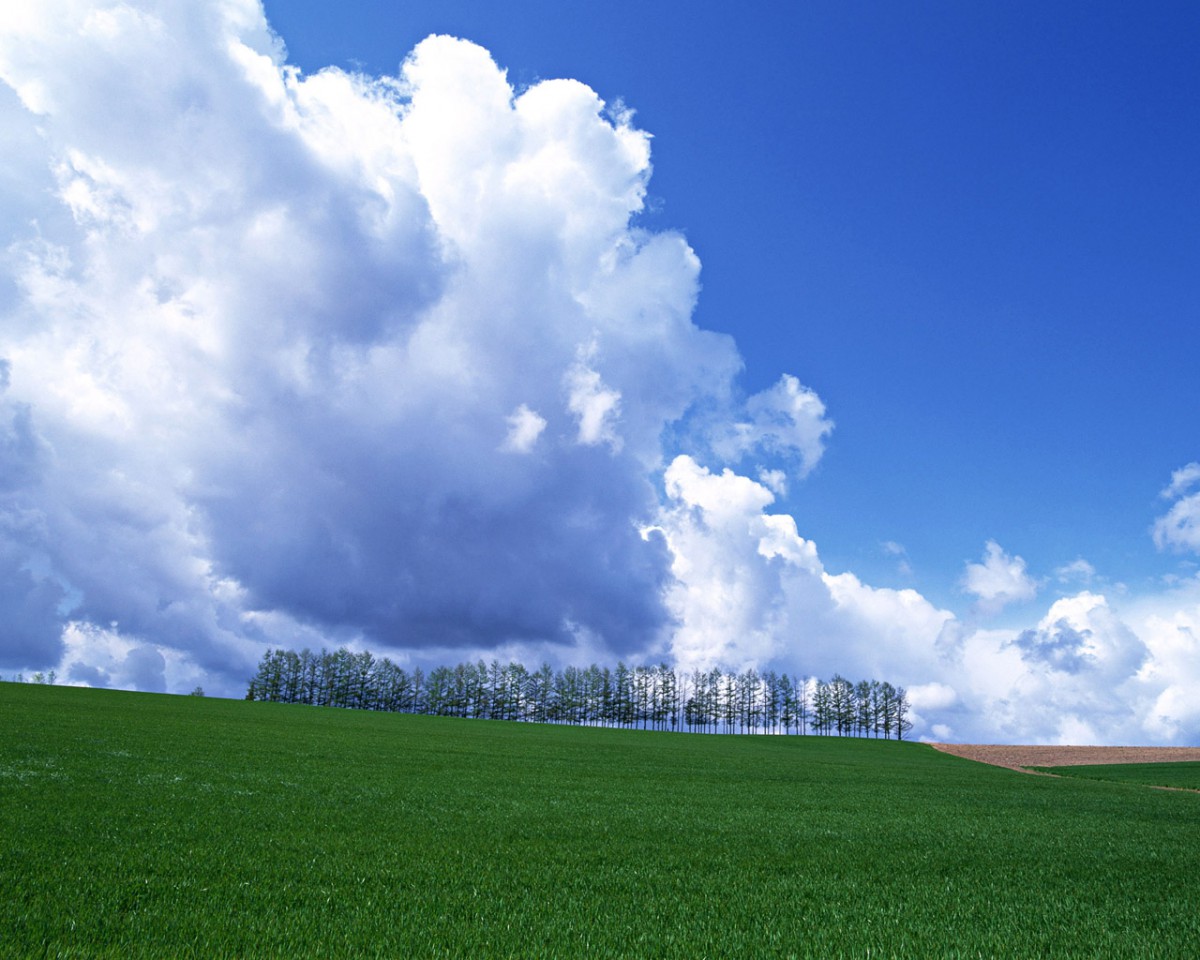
(247, 647), (913, 739)
(6, 670), (57, 684)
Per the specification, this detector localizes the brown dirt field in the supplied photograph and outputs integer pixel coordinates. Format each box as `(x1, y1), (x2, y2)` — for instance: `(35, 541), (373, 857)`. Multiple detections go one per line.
(929, 743), (1200, 773)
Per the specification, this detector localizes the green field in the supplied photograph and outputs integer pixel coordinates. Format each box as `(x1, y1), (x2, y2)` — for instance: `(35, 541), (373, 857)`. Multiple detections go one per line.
(1035, 761), (1200, 792)
(2, 683), (1198, 958)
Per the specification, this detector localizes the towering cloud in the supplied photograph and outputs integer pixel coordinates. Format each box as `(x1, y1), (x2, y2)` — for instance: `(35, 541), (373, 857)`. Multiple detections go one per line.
(0, 0), (784, 691)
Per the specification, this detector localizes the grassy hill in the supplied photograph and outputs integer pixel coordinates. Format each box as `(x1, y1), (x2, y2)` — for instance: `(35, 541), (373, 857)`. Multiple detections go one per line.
(1035, 761), (1200, 791)
(2, 682), (1197, 958)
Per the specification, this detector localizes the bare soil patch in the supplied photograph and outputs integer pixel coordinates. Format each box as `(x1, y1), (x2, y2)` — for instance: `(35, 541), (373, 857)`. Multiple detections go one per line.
(929, 743), (1200, 774)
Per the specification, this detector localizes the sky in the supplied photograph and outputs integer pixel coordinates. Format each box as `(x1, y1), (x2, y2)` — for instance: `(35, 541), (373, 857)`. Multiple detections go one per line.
(1, 0), (1198, 744)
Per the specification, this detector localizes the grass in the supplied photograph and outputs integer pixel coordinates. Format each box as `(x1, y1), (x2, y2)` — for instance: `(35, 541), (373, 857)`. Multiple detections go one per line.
(2, 682), (1198, 958)
(1034, 761), (1200, 791)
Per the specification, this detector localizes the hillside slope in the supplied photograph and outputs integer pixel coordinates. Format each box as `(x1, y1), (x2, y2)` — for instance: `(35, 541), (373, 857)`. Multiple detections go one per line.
(2, 683), (1198, 958)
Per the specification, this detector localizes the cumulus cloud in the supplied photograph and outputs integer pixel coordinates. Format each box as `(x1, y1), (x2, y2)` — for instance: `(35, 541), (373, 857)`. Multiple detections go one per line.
(565, 348), (622, 449)
(711, 373), (833, 478)
(501, 404), (547, 454)
(1012, 593), (1145, 677)
(947, 592), (1157, 745)
(913, 580), (1200, 747)
(1153, 462), (1200, 553)
(0, 2), (843, 702)
(908, 682), (958, 712)
(1119, 579), (1200, 743)
(656, 454), (955, 684)
(0, 0), (780, 693)
(57, 619), (203, 693)
(961, 540), (1039, 613)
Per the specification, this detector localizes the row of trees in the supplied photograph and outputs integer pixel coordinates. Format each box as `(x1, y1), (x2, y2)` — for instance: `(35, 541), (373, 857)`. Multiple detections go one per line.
(6, 670), (57, 684)
(4, 672), (204, 695)
(247, 647), (913, 739)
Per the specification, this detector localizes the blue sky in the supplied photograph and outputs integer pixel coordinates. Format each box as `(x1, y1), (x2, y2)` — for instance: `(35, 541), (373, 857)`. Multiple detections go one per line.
(265, 0), (1200, 607)
(2, 0), (1198, 743)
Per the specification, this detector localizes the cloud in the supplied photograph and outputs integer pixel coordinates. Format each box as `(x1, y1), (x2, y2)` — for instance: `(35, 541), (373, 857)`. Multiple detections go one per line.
(711, 374), (834, 478)
(656, 454), (955, 683)
(0, 0), (745, 691)
(924, 583), (1200, 746)
(0, 362), (65, 670)
(1121, 579), (1200, 742)
(1013, 619), (1093, 673)
(954, 592), (1158, 744)
(907, 681), (958, 736)
(1054, 558), (1096, 583)
(501, 404), (547, 454)
(565, 348), (622, 449)
(1011, 593), (1144, 677)
(961, 540), (1039, 613)
(757, 468), (788, 496)
(908, 682), (958, 712)
(56, 619), (203, 693)
(881, 540), (913, 577)
(1153, 462), (1200, 553)
(1162, 462), (1200, 500)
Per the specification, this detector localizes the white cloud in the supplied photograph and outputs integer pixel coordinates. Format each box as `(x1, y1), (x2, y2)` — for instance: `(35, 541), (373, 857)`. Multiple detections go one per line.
(908, 682), (958, 711)
(928, 585), (1200, 746)
(1121, 578), (1200, 742)
(1012, 592), (1145, 679)
(961, 540), (1038, 613)
(501, 404), (547, 453)
(713, 373), (833, 477)
(1, 1), (743, 690)
(565, 351), (622, 449)
(657, 455), (954, 684)
(1055, 558), (1096, 583)
(1163, 462), (1200, 500)
(656, 455), (819, 672)
(1153, 462), (1200, 553)
(57, 619), (208, 694)
(757, 468), (788, 496)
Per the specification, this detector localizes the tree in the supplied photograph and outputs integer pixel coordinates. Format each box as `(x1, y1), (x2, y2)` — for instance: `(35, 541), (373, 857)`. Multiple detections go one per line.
(828, 675), (855, 735)
(778, 673), (795, 734)
(613, 662), (632, 728)
(528, 662), (554, 723)
(855, 680), (874, 737)
(761, 670), (781, 734)
(598, 666), (615, 727)
(894, 686), (913, 741)
(722, 671), (738, 734)
(795, 676), (811, 735)
(656, 663), (676, 731)
(488, 660), (506, 720)
(811, 679), (831, 735)
(877, 682), (897, 739)
(739, 668), (761, 734)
